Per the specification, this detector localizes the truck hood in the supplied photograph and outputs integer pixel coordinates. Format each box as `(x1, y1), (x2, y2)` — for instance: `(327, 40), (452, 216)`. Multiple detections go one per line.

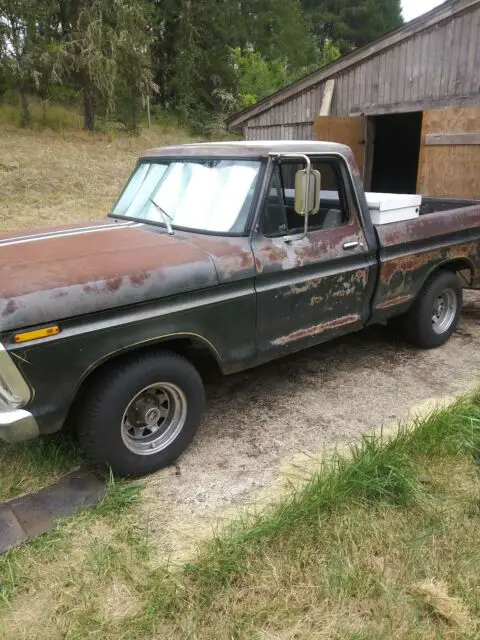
(0, 220), (218, 332)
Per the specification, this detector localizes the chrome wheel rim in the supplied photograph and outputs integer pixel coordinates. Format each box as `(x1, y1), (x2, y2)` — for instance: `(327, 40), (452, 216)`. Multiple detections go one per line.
(431, 288), (457, 335)
(121, 382), (187, 456)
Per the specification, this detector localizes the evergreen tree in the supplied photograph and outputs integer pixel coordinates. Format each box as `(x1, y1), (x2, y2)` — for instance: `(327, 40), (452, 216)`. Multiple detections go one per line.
(302, 0), (403, 54)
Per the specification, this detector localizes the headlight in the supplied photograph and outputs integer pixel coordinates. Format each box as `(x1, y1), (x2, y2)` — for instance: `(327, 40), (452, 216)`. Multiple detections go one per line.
(0, 344), (31, 409)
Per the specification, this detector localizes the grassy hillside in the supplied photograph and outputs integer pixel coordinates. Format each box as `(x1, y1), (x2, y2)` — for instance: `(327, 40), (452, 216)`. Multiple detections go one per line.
(0, 104), (199, 233)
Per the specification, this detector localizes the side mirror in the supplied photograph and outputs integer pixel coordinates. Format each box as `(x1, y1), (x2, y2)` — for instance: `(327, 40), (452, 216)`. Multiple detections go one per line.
(294, 169), (321, 216)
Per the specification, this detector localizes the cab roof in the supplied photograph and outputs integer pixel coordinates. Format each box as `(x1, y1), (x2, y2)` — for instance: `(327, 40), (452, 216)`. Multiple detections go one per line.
(140, 140), (352, 159)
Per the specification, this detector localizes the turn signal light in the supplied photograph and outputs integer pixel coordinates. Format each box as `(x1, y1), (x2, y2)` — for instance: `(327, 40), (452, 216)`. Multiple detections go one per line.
(14, 326), (60, 344)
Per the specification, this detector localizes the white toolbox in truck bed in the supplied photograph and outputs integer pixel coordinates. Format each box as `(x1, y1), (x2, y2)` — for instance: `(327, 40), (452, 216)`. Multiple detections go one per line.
(288, 189), (422, 225)
(364, 192), (421, 225)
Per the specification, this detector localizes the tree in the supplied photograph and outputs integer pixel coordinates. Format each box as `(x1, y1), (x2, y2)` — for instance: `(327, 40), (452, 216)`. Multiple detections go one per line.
(54, 0), (155, 130)
(150, 0), (318, 125)
(0, 0), (55, 125)
(302, 0), (403, 54)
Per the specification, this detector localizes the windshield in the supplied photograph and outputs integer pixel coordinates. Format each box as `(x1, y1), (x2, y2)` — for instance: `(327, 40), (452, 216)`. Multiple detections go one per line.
(111, 159), (261, 234)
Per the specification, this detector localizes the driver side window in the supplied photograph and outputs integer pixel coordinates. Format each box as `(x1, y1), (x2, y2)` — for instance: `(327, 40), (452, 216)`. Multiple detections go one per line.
(262, 158), (349, 237)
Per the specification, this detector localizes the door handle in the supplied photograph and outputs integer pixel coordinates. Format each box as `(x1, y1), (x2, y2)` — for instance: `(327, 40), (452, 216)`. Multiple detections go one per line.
(343, 241), (361, 250)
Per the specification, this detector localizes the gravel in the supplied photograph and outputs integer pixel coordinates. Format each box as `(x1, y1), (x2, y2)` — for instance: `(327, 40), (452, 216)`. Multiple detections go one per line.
(140, 291), (480, 561)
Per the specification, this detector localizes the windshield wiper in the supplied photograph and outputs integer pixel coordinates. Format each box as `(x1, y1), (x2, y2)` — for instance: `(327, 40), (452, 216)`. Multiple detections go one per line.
(149, 198), (174, 235)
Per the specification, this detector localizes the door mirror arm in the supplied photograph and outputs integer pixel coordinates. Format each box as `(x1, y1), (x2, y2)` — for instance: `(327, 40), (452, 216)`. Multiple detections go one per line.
(271, 153), (321, 241)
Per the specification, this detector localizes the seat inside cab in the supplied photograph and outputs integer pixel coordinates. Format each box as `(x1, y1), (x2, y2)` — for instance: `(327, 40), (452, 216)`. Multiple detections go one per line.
(263, 164), (347, 237)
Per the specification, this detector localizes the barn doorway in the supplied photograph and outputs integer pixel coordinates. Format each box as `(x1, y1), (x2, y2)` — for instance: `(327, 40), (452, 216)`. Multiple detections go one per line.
(369, 112), (423, 194)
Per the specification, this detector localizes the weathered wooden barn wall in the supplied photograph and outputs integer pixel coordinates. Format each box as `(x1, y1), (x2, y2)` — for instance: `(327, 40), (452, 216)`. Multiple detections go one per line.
(240, 0), (480, 141)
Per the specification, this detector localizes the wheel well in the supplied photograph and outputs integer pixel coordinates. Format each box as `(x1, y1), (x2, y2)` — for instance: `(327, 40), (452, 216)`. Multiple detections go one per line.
(432, 258), (474, 287)
(87, 337), (222, 385)
(67, 337), (222, 427)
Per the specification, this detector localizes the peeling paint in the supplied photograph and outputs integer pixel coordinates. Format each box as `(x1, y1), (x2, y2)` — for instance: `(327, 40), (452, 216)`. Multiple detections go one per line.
(2, 299), (17, 317)
(272, 314), (359, 346)
(376, 295), (412, 309)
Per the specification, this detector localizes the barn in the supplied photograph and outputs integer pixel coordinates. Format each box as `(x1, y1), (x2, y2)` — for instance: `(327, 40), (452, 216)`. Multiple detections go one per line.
(227, 0), (480, 199)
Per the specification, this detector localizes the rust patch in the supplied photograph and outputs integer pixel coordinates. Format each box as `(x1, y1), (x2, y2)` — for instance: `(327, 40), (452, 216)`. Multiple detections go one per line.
(284, 279), (322, 296)
(376, 295), (412, 310)
(181, 233), (255, 281)
(130, 271), (150, 287)
(272, 314), (359, 346)
(379, 243), (478, 287)
(106, 277), (123, 292)
(356, 269), (368, 283)
(2, 299), (18, 317)
(255, 243), (289, 273)
(0, 225), (214, 299)
(310, 295), (324, 306)
(83, 284), (95, 294)
(378, 205), (480, 247)
(380, 249), (443, 286)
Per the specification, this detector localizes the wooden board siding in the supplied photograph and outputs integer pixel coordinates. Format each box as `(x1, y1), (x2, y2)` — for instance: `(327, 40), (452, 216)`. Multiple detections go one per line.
(417, 107), (480, 198)
(240, 1), (480, 141)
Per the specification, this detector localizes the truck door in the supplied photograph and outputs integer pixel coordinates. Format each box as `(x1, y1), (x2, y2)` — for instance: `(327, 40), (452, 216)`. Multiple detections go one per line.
(251, 155), (372, 359)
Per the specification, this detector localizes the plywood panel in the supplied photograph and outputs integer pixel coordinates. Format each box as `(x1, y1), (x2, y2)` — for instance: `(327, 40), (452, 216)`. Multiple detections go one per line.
(314, 116), (365, 176)
(417, 107), (480, 198)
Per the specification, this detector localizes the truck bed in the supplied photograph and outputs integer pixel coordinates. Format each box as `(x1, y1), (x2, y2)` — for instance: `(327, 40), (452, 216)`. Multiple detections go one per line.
(372, 201), (480, 318)
(420, 196), (480, 215)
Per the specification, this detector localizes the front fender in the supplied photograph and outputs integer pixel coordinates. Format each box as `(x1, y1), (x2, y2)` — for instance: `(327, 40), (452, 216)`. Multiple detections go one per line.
(4, 281), (256, 434)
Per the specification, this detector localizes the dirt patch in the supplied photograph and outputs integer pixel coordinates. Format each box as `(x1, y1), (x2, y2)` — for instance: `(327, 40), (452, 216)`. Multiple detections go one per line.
(139, 291), (480, 563)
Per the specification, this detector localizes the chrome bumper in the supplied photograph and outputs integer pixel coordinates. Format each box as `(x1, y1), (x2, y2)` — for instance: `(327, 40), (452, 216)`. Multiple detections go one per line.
(0, 341), (37, 442)
(0, 408), (39, 443)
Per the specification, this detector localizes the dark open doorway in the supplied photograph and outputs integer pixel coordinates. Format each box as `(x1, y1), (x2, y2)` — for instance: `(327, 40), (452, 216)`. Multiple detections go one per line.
(369, 112), (423, 194)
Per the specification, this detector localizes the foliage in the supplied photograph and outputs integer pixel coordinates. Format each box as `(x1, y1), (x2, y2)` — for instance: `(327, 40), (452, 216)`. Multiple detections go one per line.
(302, 0), (403, 54)
(0, 0), (57, 125)
(53, 0), (155, 131)
(0, 0), (403, 132)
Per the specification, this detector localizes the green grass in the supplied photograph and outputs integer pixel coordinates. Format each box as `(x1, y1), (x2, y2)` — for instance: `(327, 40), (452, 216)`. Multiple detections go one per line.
(1, 395), (479, 638)
(0, 432), (80, 501)
(0, 97), (85, 130)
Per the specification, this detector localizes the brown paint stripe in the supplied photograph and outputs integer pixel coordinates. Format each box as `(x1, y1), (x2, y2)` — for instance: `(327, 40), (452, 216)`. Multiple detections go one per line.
(0, 470), (106, 554)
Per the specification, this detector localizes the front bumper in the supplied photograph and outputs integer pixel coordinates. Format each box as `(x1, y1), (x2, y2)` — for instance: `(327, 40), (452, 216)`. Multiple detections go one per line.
(0, 408), (39, 443)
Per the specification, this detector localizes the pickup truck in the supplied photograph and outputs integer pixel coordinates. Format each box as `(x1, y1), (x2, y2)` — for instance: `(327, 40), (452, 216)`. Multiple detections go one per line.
(1, 141), (479, 477)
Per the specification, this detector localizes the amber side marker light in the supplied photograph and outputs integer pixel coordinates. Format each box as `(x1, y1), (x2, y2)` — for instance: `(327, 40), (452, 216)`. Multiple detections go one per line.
(14, 326), (60, 344)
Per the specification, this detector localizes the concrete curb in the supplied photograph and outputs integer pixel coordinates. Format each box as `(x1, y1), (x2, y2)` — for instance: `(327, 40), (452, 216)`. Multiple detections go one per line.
(0, 470), (106, 554)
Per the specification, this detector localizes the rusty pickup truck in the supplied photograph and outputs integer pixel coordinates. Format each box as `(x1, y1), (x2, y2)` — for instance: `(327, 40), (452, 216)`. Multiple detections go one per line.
(1, 141), (479, 476)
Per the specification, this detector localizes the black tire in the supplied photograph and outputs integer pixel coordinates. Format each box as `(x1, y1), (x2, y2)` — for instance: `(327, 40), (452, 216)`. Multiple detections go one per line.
(400, 270), (462, 348)
(76, 351), (205, 477)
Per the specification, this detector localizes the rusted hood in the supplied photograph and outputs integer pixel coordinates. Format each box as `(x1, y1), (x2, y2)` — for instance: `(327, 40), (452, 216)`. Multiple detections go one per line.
(0, 220), (219, 332)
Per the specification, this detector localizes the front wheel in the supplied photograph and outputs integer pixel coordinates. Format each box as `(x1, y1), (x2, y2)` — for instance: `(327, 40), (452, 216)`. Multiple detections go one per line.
(76, 351), (205, 477)
(400, 270), (463, 348)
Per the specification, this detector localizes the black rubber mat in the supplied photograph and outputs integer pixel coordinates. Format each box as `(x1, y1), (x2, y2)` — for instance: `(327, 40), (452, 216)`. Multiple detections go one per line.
(0, 470), (106, 554)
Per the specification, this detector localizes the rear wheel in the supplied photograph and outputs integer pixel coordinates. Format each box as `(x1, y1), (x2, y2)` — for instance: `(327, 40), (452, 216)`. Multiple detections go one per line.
(76, 351), (205, 477)
(400, 270), (462, 348)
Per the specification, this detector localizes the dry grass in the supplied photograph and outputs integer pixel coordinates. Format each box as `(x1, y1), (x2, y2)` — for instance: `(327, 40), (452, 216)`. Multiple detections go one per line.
(0, 396), (479, 639)
(0, 116), (198, 233)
